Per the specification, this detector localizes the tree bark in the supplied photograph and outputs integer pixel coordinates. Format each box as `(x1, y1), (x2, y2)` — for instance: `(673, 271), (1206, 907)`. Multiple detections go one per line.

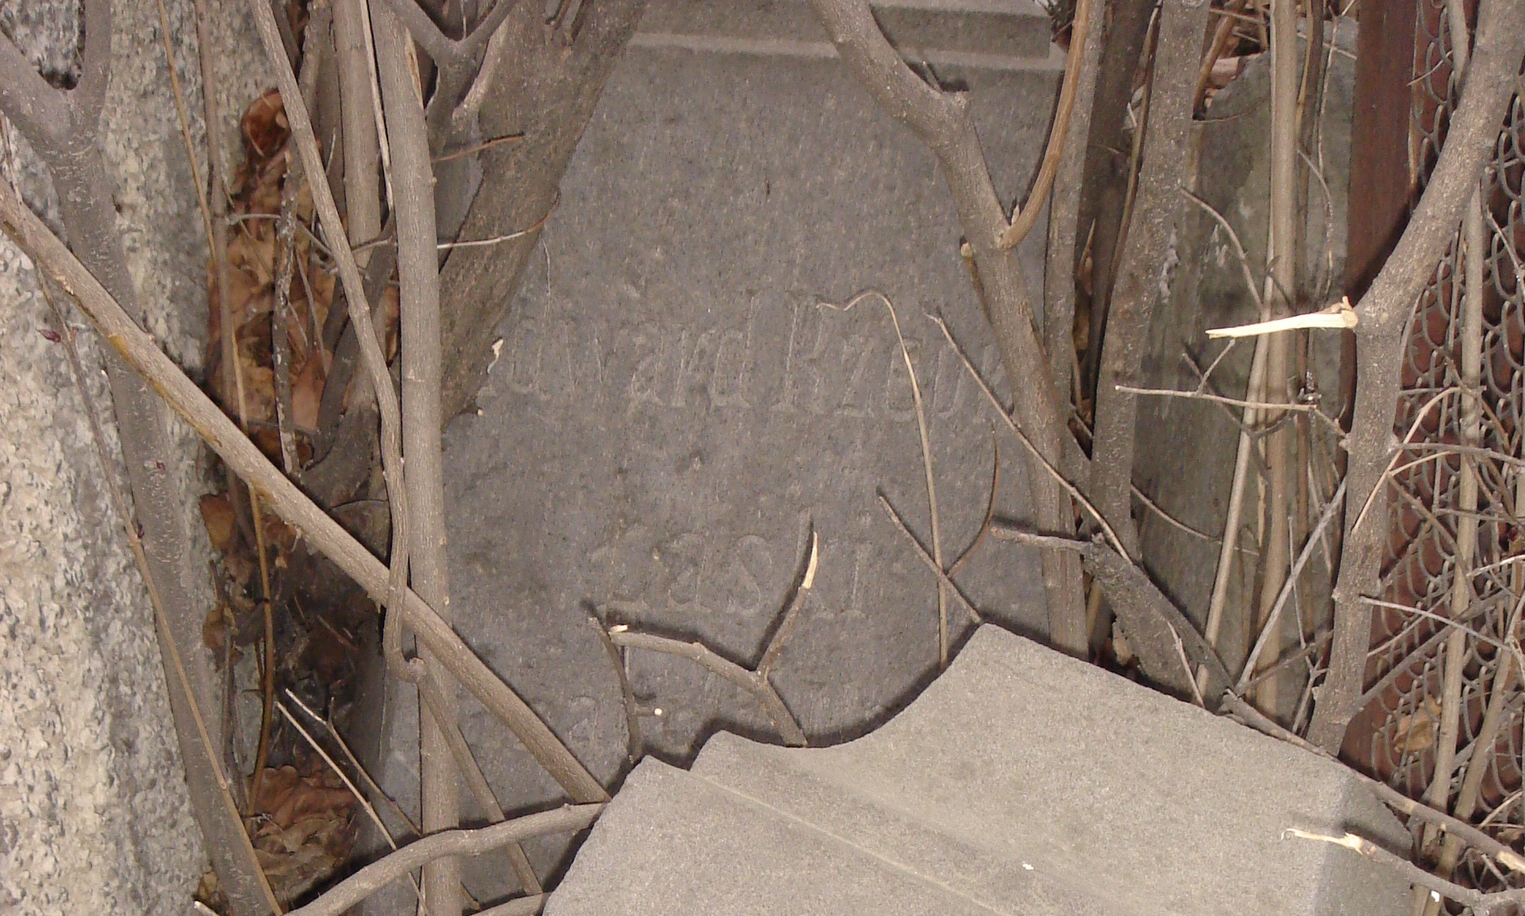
(1089, 0), (1211, 557)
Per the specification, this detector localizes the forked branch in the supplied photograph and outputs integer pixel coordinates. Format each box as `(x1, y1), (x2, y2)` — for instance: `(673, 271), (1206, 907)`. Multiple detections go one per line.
(601, 531), (820, 748)
(806, 0), (1087, 654)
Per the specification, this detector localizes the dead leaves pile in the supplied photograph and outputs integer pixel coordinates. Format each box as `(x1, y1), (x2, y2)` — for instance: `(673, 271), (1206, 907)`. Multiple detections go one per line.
(196, 89), (372, 904)
(205, 88), (334, 465)
(249, 762), (358, 904)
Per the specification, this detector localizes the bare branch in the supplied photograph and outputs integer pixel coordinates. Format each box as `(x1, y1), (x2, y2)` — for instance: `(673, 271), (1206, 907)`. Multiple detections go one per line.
(0, 28), (72, 145)
(375, 0), (465, 67)
(998, 0), (1092, 250)
(283, 805), (603, 916)
(38, 281), (281, 915)
(74, 0), (111, 122)
(609, 630), (807, 747)
(992, 525), (1235, 698)
(1088, 0), (1212, 557)
(373, 0), (466, 910)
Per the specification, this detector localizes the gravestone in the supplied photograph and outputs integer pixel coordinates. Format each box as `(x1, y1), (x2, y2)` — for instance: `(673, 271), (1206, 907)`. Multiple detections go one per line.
(372, 0), (1066, 897)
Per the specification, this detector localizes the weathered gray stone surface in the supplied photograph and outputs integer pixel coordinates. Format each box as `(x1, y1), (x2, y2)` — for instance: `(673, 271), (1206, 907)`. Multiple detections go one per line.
(0, 0), (268, 911)
(547, 625), (1412, 916)
(371, 2), (1064, 901)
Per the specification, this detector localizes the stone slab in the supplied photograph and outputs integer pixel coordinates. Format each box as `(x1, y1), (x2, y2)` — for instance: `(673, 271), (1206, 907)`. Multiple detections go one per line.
(371, 8), (1063, 902)
(547, 757), (1068, 916)
(546, 626), (1413, 916)
(445, 0), (1059, 766)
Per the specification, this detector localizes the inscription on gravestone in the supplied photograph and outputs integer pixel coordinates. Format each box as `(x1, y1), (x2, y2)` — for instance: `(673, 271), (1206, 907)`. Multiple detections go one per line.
(372, 13), (1061, 892)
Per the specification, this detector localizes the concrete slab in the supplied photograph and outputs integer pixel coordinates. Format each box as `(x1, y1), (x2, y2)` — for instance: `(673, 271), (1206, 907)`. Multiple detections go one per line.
(546, 760), (1055, 916)
(547, 626), (1412, 916)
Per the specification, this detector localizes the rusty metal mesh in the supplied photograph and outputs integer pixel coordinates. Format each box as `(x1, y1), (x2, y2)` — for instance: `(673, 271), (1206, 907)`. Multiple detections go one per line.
(1344, 0), (1525, 896)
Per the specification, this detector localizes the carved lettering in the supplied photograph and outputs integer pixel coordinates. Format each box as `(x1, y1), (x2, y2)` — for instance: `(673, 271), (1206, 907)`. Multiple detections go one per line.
(836, 335), (877, 418)
(626, 330), (667, 410)
(709, 320), (753, 409)
(881, 335), (922, 423)
(672, 328), (718, 408)
(773, 301), (830, 415)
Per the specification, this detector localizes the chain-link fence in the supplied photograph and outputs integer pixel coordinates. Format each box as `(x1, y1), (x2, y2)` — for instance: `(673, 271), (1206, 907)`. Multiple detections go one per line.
(1344, 0), (1525, 897)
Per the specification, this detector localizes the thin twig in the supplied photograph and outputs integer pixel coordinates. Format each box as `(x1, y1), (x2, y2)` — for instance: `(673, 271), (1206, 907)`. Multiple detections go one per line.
(949, 431), (1000, 578)
(435, 191), (560, 249)
(1199, 335), (1269, 696)
(1114, 383), (1342, 433)
(284, 689), (421, 838)
(929, 313), (1126, 556)
(1168, 621), (1207, 707)
(433, 132), (523, 163)
(1284, 828), (1524, 913)
(275, 700), (428, 907)
(758, 529), (820, 678)
(822, 292), (946, 666)
(1236, 479), (1347, 694)
(589, 615), (643, 763)
(1180, 188), (1265, 314)
(878, 494), (983, 627)
(1131, 484), (1217, 543)
(997, 0), (1091, 249)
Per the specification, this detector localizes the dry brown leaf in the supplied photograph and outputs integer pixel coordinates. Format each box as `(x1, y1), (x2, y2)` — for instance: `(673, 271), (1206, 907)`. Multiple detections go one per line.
(199, 493), (236, 551)
(1393, 695), (1443, 753)
(241, 89), (289, 162)
(202, 603), (232, 656)
(291, 350), (325, 431)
